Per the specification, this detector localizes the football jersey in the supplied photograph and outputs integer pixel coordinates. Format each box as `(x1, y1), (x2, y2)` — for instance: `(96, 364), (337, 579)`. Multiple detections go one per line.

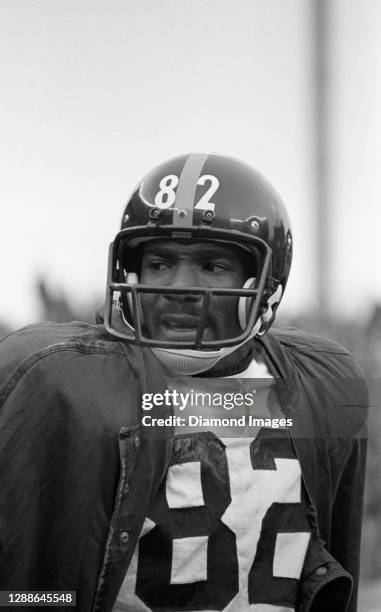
(114, 360), (312, 611)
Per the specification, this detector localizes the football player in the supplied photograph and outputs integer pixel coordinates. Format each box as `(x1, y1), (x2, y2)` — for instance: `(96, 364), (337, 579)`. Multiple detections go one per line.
(0, 154), (368, 612)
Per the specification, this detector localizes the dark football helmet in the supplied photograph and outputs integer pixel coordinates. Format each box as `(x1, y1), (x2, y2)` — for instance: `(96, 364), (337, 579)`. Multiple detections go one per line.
(105, 153), (292, 355)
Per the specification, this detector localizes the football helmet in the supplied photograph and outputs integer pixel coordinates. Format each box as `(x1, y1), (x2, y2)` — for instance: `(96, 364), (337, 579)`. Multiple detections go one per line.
(105, 153), (292, 372)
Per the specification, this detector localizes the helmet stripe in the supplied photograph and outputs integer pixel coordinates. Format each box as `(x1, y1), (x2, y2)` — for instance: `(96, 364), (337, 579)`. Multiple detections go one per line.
(173, 153), (209, 227)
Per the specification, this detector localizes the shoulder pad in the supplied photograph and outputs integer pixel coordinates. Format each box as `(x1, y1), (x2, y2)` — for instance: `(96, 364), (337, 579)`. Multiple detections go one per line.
(260, 327), (368, 436)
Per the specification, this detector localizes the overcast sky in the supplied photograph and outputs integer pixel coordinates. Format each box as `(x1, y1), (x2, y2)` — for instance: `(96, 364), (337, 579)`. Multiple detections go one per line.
(1, 0), (380, 327)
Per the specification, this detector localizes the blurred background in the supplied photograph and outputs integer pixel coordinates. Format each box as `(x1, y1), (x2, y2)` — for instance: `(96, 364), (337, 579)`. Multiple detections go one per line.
(1, 1), (380, 609)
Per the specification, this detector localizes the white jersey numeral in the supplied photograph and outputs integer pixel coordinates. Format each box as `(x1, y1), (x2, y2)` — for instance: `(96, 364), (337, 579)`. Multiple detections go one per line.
(115, 430), (311, 612)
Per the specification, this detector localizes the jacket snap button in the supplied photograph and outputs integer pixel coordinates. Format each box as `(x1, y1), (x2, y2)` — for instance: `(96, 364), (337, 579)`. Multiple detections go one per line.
(315, 566), (328, 576)
(134, 436), (140, 449)
(120, 531), (129, 544)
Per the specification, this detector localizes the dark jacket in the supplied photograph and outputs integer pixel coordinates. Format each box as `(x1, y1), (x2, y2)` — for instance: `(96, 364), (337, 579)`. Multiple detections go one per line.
(0, 322), (368, 611)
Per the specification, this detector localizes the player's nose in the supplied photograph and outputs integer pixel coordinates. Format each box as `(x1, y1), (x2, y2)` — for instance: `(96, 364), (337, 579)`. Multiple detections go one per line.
(164, 262), (202, 302)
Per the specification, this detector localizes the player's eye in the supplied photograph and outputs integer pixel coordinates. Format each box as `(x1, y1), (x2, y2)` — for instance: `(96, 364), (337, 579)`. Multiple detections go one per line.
(202, 261), (230, 274)
(146, 260), (170, 272)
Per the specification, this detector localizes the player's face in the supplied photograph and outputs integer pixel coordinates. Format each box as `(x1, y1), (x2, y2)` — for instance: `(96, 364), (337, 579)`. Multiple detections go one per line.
(139, 240), (249, 343)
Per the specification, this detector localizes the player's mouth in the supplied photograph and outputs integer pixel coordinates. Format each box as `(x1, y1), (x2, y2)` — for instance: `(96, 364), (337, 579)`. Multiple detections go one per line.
(160, 314), (201, 331)
(157, 313), (213, 341)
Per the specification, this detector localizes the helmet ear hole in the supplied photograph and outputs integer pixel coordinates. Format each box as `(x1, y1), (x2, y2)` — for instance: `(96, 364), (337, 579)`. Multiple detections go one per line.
(261, 284), (283, 323)
(256, 284), (283, 336)
(238, 278), (256, 330)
